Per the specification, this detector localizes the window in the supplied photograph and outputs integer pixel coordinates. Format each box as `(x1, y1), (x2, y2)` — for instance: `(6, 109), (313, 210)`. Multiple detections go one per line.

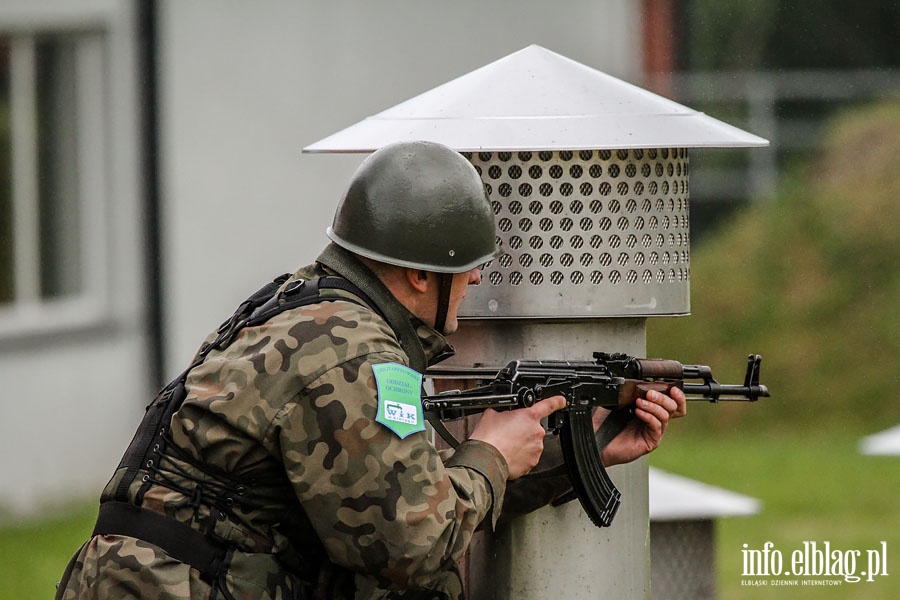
(0, 31), (109, 335)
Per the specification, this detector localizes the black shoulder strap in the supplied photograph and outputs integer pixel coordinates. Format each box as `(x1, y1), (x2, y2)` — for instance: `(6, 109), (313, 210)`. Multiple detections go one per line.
(194, 274), (381, 373)
(245, 275), (383, 330)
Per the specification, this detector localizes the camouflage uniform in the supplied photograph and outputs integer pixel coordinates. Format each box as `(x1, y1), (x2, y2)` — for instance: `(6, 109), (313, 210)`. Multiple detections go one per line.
(56, 244), (512, 600)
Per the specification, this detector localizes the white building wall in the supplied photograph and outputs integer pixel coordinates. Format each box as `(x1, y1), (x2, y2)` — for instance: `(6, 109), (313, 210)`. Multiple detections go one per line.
(157, 0), (642, 373)
(1, 333), (147, 513)
(0, 0), (150, 518)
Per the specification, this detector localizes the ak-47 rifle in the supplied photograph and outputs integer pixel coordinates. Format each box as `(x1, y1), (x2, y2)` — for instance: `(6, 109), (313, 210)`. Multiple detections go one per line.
(424, 352), (770, 528)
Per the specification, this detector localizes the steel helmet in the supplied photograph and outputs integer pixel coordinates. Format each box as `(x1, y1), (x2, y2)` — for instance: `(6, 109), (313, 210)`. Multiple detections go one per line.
(326, 140), (502, 273)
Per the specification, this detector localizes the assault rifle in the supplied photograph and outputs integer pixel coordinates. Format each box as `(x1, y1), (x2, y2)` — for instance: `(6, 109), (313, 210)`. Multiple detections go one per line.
(423, 352), (770, 528)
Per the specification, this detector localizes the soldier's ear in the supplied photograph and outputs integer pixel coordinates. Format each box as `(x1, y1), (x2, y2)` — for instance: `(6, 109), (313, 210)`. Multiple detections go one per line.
(404, 268), (431, 294)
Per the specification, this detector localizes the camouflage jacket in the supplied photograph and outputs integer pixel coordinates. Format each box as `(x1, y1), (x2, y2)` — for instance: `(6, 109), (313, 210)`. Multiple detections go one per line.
(56, 244), (512, 600)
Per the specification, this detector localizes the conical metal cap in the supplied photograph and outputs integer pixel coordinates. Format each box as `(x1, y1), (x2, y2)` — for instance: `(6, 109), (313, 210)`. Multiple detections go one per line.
(304, 44), (768, 153)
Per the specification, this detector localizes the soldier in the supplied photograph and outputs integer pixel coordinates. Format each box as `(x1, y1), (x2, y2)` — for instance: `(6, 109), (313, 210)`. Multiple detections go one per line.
(56, 141), (685, 600)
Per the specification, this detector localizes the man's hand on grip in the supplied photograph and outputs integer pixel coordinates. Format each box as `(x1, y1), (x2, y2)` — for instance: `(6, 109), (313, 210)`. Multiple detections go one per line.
(471, 395), (566, 479)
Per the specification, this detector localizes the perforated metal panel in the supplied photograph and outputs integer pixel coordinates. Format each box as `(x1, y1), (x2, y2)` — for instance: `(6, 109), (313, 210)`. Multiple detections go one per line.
(459, 148), (691, 318)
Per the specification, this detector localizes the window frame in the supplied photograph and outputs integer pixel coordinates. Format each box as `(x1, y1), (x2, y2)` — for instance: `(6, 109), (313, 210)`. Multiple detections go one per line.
(0, 22), (112, 339)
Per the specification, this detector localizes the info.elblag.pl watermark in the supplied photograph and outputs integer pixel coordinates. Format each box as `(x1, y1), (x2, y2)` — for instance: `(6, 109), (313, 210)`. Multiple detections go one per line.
(740, 541), (889, 587)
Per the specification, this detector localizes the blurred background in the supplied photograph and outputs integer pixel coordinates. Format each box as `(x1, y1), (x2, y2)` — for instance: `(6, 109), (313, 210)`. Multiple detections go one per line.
(0, 1), (897, 598)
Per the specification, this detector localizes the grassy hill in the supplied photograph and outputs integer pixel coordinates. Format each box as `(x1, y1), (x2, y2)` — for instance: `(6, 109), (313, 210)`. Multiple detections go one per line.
(648, 101), (900, 436)
(647, 102), (900, 598)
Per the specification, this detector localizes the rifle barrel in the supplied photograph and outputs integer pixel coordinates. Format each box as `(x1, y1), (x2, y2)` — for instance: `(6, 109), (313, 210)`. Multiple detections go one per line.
(682, 382), (770, 402)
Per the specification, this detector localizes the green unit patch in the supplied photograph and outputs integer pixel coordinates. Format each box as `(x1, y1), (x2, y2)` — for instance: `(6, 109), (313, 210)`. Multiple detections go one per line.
(372, 362), (425, 439)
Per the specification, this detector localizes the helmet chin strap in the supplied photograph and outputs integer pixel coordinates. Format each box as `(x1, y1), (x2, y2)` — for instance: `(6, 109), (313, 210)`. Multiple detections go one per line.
(434, 273), (454, 334)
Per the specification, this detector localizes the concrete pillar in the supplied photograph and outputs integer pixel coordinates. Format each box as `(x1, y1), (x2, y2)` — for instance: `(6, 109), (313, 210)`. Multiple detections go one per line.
(444, 320), (650, 599)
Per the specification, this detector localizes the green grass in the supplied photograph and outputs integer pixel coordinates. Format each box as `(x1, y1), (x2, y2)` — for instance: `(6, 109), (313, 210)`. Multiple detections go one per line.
(650, 426), (899, 598)
(0, 503), (97, 599)
(644, 102), (900, 597)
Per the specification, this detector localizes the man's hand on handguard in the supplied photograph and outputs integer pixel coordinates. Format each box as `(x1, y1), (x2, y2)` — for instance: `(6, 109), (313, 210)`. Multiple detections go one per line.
(469, 395), (566, 479)
(596, 387), (687, 467)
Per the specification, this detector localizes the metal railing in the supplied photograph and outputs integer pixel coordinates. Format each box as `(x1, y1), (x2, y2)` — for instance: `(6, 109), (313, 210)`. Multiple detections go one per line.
(647, 69), (900, 204)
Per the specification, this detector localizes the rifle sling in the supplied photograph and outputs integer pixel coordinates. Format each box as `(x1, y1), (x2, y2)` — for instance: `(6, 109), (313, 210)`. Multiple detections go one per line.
(427, 417), (462, 449)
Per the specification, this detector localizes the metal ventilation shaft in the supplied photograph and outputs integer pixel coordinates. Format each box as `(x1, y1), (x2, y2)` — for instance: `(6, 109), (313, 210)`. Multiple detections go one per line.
(460, 148), (692, 318)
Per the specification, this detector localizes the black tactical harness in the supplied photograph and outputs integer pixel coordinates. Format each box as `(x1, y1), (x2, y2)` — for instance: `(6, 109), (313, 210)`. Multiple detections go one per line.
(94, 274), (381, 587)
